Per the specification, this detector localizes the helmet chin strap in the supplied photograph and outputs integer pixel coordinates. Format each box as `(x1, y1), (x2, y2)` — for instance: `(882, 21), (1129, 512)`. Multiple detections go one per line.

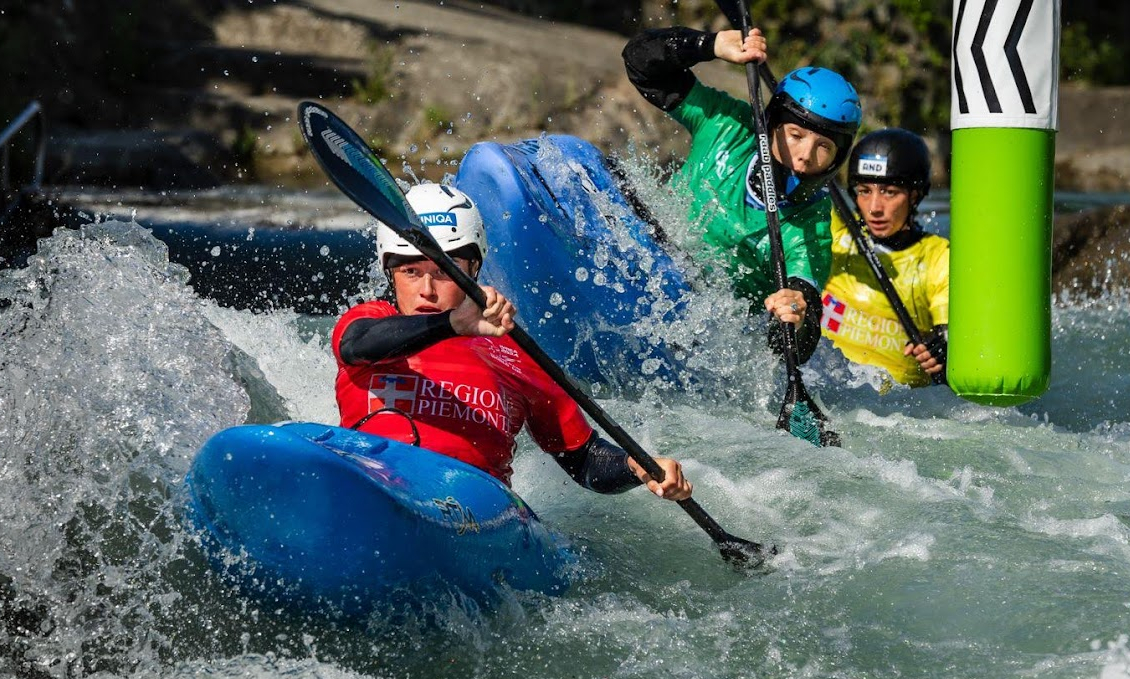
(744, 154), (829, 210)
(910, 189), (925, 215)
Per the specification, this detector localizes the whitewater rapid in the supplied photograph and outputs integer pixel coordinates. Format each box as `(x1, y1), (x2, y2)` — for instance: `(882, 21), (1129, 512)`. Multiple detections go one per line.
(1, 187), (1129, 677)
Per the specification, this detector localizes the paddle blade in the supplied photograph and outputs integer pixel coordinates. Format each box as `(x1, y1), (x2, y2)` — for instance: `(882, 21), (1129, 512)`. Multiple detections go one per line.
(298, 101), (446, 260)
(718, 535), (777, 574)
(777, 380), (840, 447)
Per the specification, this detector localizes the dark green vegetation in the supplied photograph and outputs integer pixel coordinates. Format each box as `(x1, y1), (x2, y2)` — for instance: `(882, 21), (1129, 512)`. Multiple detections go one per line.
(0, 0), (224, 127)
(487, 1), (1128, 84)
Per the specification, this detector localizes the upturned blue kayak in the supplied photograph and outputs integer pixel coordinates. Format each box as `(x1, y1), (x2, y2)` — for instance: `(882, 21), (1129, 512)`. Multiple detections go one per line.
(454, 135), (692, 388)
(185, 422), (573, 616)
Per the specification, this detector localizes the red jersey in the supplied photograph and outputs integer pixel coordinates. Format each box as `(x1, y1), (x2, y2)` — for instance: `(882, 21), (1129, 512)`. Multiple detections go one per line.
(331, 301), (593, 484)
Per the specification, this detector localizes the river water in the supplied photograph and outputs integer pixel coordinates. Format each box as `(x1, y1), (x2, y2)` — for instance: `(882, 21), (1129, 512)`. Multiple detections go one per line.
(1, 166), (1129, 678)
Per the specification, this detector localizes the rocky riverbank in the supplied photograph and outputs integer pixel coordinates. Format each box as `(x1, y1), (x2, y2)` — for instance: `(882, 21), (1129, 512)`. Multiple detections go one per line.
(21, 0), (1127, 193)
(1053, 205), (1130, 300)
(6, 0), (1129, 299)
(40, 0), (693, 188)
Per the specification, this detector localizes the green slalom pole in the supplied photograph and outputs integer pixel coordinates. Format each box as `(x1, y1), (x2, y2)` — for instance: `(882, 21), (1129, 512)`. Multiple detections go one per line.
(948, 0), (1060, 406)
(949, 129), (1053, 405)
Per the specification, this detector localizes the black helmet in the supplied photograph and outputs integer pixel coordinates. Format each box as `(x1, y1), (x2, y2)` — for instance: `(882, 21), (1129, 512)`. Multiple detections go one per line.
(847, 128), (932, 203)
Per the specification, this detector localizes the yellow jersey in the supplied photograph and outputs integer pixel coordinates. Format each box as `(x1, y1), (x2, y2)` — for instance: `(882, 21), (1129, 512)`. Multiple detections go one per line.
(820, 212), (950, 387)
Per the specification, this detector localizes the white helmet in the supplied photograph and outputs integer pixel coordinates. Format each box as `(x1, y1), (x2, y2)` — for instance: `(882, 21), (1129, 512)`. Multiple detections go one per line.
(375, 183), (486, 270)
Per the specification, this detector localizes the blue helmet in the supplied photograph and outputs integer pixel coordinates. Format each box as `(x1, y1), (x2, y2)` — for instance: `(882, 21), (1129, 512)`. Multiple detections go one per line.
(766, 66), (862, 172)
(745, 67), (861, 208)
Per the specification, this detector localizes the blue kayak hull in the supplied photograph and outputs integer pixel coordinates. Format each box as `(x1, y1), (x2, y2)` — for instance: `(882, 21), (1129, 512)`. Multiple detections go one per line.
(455, 135), (692, 387)
(185, 422), (572, 616)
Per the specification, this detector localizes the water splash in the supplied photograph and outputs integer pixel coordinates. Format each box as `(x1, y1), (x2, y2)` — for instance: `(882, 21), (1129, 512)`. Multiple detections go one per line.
(0, 220), (268, 675)
(529, 139), (779, 411)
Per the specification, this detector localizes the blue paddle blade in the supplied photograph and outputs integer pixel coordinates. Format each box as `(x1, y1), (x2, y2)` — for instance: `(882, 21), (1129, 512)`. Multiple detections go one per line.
(297, 100), (480, 298)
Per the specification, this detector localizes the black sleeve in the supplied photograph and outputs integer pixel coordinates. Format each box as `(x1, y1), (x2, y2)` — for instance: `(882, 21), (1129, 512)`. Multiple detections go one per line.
(622, 27), (717, 112)
(339, 311), (458, 365)
(765, 277), (824, 365)
(552, 433), (643, 495)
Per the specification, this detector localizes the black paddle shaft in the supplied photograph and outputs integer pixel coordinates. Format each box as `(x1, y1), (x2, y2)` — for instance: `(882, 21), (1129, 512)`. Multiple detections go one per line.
(730, 8), (836, 445)
(734, 22), (804, 382)
(297, 101), (771, 569)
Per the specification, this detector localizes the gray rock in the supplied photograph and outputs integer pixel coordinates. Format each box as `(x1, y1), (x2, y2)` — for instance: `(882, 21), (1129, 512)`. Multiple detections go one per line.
(1053, 204), (1130, 299)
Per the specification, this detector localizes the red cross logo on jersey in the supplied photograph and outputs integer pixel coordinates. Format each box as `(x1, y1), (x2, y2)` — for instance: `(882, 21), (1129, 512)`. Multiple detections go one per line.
(822, 293), (846, 333)
(368, 374), (418, 412)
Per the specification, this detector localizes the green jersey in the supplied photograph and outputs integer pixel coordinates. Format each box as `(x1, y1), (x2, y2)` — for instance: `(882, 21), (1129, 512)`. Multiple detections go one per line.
(668, 81), (834, 302)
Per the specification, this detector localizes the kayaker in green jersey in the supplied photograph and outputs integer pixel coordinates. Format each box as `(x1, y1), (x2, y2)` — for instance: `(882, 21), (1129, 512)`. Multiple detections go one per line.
(622, 26), (862, 363)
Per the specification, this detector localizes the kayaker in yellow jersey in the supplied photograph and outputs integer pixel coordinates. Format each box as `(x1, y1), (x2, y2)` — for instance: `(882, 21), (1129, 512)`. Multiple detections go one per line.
(821, 129), (949, 387)
(622, 27), (862, 364)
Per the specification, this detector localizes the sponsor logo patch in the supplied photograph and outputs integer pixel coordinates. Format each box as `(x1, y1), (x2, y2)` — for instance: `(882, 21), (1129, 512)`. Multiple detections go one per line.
(419, 211), (457, 227)
(822, 293), (847, 333)
(368, 374), (419, 412)
(856, 154), (888, 177)
(366, 372), (513, 431)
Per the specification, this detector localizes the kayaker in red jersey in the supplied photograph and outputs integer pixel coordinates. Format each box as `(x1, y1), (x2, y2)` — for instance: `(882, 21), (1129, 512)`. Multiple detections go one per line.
(332, 183), (692, 501)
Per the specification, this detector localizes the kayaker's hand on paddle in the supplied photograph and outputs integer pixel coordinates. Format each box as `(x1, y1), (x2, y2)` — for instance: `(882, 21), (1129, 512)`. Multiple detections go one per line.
(764, 287), (806, 329)
(905, 342), (944, 376)
(450, 285), (516, 337)
(628, 457), (693, 501)
(905, 327), (947, 378)
(713, 28), (767, 65)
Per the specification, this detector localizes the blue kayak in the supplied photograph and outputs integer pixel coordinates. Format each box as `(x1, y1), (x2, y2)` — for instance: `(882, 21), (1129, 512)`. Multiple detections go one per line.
(185, 422), (573, 616)
(454, 135), (693, 388)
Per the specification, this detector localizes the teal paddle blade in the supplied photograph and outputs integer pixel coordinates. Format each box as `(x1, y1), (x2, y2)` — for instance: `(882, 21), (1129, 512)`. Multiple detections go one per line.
(787, 401), (822, 447)
(777, 380), (839, 447)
